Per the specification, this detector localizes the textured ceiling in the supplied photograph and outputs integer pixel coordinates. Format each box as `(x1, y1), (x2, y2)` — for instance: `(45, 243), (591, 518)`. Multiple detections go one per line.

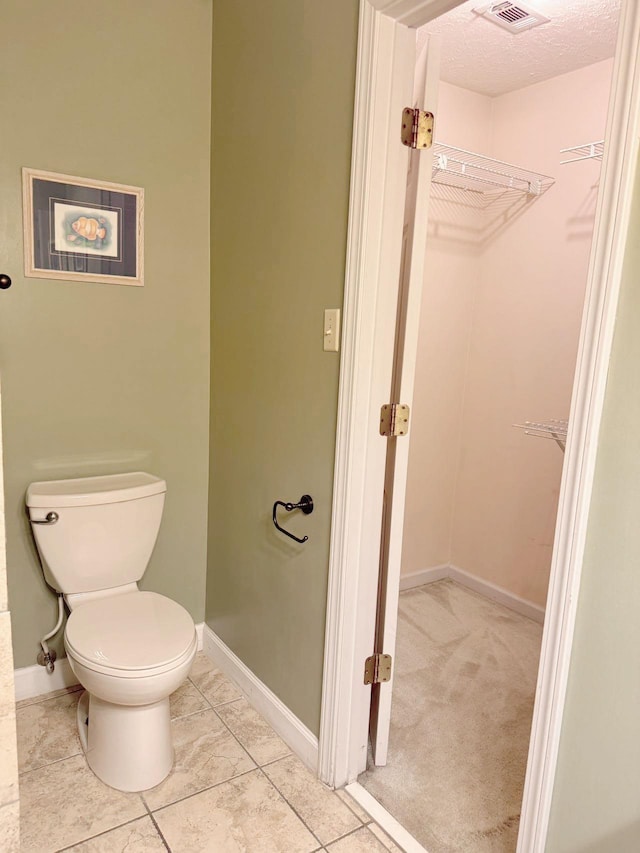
(417, 0), (620, 97)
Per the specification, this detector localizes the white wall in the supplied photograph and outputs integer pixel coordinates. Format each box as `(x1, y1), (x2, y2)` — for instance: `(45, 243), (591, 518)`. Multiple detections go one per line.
(402, 82), (491, 572)
(402, 60), (614, 608)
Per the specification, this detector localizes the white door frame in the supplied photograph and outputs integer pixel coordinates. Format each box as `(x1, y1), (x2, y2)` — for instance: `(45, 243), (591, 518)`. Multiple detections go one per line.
(319, 1), (640, 851)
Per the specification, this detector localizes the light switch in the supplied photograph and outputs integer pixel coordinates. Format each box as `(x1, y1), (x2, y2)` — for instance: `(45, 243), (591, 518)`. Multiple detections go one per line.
(323, 308), (340, 352)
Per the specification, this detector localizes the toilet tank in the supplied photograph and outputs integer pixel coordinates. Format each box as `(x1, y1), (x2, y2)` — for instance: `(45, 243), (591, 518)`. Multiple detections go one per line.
(26, 472), (167, 595)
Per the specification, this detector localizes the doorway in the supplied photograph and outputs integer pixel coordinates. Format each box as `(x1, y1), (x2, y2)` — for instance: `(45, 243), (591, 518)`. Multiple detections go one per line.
(358, 5), (619, 848)
(319, 0), (640, 851)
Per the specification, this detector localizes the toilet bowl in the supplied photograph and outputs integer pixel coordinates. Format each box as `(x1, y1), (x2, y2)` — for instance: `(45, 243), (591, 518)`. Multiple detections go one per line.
(65, 590), (197, 791)
(26, 472), (196, 792)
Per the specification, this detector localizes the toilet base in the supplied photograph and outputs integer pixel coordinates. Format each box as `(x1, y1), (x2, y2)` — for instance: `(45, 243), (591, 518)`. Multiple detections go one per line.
(77, 690), (174, 792)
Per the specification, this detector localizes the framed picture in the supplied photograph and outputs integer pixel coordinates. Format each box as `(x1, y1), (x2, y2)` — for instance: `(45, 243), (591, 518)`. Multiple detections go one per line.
(22, 168), (144, 286)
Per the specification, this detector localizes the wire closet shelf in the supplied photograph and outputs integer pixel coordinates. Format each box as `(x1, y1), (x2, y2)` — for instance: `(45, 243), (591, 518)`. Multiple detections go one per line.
(560, 141), (604, 164)
(513, 419), (568, 452)
(432, 143), (555, 197)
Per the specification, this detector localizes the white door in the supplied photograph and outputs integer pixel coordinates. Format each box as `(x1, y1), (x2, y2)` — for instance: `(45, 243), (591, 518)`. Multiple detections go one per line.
(369, 34), (441, 766)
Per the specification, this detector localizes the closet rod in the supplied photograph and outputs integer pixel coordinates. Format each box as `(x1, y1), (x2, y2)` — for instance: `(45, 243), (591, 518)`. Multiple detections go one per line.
(432, 143), (554, 197)
(513, 420), (568, 452)
(560, 141), (604, 164)
(434, 157), (537, 193)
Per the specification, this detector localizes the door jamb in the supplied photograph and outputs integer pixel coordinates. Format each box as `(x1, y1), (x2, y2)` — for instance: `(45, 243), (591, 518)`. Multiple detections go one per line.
(319, 3), (640, 853)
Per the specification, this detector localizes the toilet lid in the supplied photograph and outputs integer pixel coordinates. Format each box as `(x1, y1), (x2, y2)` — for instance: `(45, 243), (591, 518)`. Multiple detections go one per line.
(65, 591), (195, 671)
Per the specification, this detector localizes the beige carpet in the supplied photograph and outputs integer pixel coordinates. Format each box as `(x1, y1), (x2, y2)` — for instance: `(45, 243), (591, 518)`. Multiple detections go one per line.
(359, 580), (543, 852)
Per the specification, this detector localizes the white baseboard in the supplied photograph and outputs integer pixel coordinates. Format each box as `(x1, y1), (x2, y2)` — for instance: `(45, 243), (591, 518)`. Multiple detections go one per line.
(14, 621), (205, 702)
(14, 656), (78, 702)
(449, 565), (545, 623)
(345, 783), (427, 852)
(399, 564), (449, 591)
(202, 623), (319, 773)
(400, 565), (545, 624)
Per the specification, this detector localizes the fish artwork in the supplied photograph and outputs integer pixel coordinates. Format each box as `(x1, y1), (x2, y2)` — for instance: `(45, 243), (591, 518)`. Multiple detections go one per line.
(66, 214), (110, 250)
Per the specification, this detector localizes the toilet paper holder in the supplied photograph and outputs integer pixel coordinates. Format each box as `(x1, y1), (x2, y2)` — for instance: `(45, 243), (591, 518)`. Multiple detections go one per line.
(272, 495), (314, 544)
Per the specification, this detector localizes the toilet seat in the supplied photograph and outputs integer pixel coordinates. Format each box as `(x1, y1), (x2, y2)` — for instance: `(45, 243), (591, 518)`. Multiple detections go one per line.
(65, 590), (196, 678)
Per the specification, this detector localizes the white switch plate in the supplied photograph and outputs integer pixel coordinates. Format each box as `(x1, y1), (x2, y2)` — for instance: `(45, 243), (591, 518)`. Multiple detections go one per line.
(323, 308), (340, 352)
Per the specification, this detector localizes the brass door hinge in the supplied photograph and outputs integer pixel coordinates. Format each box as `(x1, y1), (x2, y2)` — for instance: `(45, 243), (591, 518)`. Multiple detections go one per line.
(364, 653), (392, 685)
(380, 403), (410, 437)
(401, 108), (434, 150)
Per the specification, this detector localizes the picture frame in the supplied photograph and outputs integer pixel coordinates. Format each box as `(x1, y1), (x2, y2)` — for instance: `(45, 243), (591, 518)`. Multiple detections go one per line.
(22, 168), (144, 287)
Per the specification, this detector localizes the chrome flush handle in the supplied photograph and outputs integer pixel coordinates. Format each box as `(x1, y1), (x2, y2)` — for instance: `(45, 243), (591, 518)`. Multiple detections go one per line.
(32, 512), (59, 525)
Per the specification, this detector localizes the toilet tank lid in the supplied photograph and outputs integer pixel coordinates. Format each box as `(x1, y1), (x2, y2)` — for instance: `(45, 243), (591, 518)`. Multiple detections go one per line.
(26, 472), (167, 508)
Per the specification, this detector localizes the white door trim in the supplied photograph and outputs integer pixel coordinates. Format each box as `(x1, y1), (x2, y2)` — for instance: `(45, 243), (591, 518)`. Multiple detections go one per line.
(517, 2), (640, 848)
(320, 5), (640, 853)
(318, 0), (419, 788)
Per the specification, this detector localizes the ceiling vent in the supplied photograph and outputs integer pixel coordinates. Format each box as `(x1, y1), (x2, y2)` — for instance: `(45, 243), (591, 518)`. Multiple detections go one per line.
(474, 2), (550, 34)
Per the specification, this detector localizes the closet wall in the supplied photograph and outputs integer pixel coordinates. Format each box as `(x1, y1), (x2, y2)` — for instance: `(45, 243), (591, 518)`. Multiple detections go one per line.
(402, 83), (491, 572)
(402, 58), (614, 607)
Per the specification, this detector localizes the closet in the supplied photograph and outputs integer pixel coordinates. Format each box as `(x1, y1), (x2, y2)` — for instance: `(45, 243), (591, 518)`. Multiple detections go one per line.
(358, 1), (619, 850)
(403, 48), (614, 614)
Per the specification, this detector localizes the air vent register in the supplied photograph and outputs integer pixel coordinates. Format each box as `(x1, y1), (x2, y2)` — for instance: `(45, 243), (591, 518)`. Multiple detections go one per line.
(474, 1), (550, 34)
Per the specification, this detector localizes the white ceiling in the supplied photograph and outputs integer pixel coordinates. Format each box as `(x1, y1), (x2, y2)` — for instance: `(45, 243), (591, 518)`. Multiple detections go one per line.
(417, 0), (621, 97)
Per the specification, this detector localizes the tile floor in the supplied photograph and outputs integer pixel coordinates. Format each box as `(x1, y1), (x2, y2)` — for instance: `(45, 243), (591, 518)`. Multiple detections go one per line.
(17, 653), (400, 853)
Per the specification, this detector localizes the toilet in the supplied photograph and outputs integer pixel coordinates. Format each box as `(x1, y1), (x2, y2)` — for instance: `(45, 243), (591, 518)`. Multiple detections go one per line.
(26, 471), (197, 793)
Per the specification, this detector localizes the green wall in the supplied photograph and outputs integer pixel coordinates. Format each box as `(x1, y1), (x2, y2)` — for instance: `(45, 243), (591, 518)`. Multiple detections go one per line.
(546, 160), (640, 852)
(0, 0), (212, 668)
(207, 0), (359, 735)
